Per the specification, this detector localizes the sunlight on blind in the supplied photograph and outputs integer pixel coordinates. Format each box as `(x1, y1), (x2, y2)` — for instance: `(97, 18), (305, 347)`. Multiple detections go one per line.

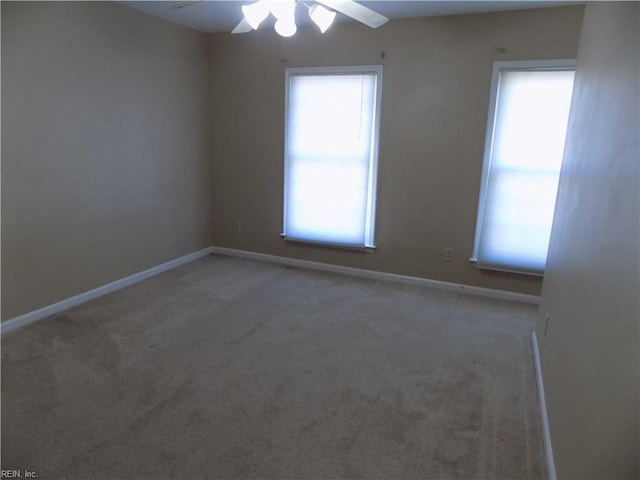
(284, 71), (379, 247)
(476, 69), (575, 273)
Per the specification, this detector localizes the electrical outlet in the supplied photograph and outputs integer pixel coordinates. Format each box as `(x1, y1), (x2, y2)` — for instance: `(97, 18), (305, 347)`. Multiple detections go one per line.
(443, 247), (453, 262)
(233, 221), (242, 233)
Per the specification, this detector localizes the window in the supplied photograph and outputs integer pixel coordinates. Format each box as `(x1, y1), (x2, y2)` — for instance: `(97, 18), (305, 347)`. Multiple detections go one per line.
(472, 60), (575, 275)
(282, 66), (382, 249)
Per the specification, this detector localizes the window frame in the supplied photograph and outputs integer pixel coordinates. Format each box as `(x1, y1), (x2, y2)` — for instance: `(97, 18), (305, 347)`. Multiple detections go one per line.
(282, 65), (383, 250)
(471, 58), (576, 275)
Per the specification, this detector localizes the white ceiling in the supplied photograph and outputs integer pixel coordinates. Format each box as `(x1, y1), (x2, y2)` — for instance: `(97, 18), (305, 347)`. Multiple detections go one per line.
(120, 0), (582, 34)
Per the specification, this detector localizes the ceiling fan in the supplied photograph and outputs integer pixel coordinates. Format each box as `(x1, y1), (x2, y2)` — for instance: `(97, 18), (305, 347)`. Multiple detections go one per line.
(233, 0), (388, 36)
(175, 0), (389, 37)
(173, 0), (389, 37)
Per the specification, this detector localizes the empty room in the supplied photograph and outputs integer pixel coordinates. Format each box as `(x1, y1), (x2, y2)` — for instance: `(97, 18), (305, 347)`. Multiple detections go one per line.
(1, 1), (638, 479)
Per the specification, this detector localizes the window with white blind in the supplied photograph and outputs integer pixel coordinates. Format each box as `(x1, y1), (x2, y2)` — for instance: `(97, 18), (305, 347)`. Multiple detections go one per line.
(282, 66), (382, 249)
(471, 60), (575, 275)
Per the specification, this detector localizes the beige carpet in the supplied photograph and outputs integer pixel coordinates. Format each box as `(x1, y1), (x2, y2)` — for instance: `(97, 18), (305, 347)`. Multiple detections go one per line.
(1, 254), (545, 479)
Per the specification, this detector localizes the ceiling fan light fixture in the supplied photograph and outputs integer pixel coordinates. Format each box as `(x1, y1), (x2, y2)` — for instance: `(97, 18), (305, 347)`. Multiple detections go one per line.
(231, 0), (389, 36)
(269, 0), (296, 20)
(274, 16), (297, 37)
(242, 0), (270, 30)
(309, 4), (336, 33)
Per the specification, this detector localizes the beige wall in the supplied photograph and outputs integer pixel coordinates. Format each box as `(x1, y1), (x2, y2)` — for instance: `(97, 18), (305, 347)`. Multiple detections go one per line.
(1, 3), (585, 320)
(1, 2), (211, 320)
(536, 2), (639, 478)
(208, 6), (584, 296)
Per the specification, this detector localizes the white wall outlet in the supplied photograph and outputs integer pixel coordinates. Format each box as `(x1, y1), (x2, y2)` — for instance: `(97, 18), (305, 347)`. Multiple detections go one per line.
(443, 247), (453, 262)
(233, 221), (242, 233)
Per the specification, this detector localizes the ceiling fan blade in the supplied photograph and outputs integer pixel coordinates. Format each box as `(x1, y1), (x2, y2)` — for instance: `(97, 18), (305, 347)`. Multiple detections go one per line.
(232, 18), (253, 34)
(315, 0), (389, 28)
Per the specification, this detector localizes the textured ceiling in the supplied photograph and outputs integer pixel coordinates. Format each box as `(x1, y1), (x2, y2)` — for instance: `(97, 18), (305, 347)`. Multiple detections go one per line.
(120, 1), (582, 34)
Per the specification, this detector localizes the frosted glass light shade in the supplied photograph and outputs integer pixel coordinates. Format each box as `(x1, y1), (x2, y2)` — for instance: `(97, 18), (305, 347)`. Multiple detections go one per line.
(242, 1), (270, 29)
(275, 17), (297, 37)
(269, 0), (296, 20)
(309, 4), (336, 33)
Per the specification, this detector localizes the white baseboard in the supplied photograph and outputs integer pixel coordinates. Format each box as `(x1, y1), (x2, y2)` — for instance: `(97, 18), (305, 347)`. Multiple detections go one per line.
(531, 331), (557, 480)
(211, 246), (540, 305)
(2, 245), (539, 335)
(1, 247), (214, 335)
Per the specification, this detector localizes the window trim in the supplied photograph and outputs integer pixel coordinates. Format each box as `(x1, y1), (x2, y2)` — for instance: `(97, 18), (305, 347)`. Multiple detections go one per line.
(282, 65), (383, 250)
(470, 58), (576, 276)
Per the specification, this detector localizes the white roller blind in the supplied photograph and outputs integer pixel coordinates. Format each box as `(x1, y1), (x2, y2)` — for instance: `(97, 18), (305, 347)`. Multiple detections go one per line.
(283, 67), (381, 248)
(473, 64), (575, 274)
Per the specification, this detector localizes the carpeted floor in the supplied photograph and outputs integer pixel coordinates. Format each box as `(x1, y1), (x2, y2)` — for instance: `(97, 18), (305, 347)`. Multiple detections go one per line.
(1, 254), (545, 479)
